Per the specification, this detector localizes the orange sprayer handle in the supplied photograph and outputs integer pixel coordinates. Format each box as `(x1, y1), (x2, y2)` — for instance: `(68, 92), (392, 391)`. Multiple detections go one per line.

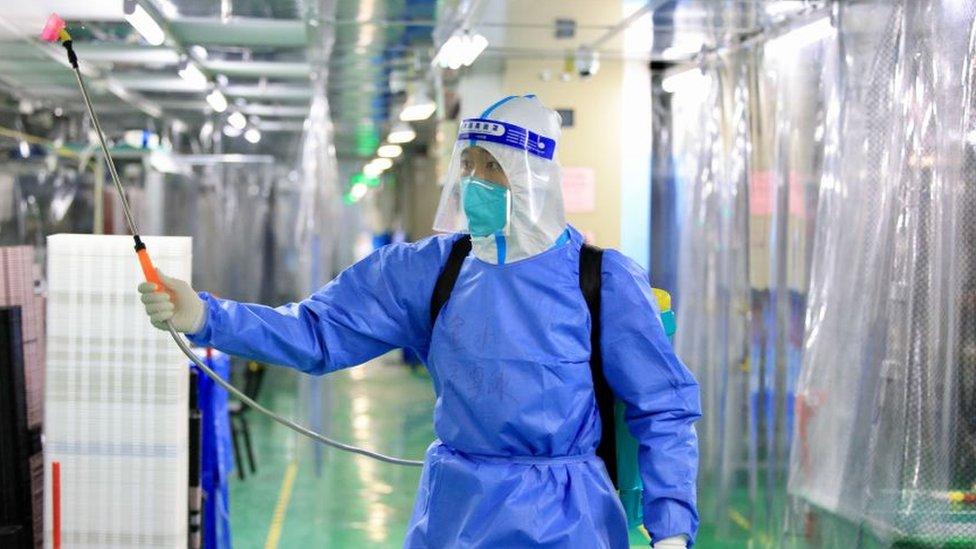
(134, 236), (162, 288)
(138, 248), (162, 286)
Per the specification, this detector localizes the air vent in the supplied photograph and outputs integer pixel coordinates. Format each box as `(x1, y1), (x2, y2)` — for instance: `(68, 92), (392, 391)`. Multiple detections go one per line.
(557, 109), (574, 128)
(555, 18), (576, 39)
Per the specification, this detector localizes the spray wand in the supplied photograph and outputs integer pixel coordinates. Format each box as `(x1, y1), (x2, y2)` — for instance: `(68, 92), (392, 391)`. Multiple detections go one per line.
(41, 14), (161, 285)
(39, 14), (423, 467)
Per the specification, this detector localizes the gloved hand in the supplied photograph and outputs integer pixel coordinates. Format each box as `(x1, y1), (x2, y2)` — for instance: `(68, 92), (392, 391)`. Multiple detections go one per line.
(137, 270), (206, 333)
(652, 535), (688, 549)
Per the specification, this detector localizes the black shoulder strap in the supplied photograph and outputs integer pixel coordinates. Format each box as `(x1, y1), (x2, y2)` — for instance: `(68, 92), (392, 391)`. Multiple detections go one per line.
(580, 243), (617, 487)
(430, 235), (472, 326)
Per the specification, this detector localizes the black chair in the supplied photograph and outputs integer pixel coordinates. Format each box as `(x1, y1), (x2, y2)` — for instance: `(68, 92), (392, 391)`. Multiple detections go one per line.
(229, 361), (265, 481)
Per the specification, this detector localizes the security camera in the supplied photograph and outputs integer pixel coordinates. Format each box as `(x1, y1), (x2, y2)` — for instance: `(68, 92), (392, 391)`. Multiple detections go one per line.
(574, 46), (600, 78)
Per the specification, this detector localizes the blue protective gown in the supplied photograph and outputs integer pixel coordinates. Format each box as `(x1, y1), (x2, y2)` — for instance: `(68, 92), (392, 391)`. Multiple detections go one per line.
(187, 226), (701, 547)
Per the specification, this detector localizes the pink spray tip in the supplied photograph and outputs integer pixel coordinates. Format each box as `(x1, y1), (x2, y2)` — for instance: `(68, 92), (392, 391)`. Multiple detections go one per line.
(40, 13), (66, 42)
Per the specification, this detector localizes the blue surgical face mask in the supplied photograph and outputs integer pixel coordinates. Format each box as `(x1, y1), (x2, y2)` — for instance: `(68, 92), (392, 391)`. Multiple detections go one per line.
(462, 177), (510, 237)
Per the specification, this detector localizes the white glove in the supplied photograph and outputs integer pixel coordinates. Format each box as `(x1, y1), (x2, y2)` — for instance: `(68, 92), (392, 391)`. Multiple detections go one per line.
(652, 535), (688, 549)
(137, 270), (206, 333)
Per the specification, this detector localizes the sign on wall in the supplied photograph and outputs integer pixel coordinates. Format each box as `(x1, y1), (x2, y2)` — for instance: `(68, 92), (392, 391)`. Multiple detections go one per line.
(561, 166), (596, 213)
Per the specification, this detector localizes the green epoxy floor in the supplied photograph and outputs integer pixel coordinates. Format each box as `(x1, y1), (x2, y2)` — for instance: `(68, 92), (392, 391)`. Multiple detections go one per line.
(228, 354), (433, 548)
(226, 354), (754, 548)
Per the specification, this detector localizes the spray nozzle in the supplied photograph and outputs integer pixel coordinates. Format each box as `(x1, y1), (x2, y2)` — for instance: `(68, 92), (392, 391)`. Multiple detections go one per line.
(40, 13), (70, 43)
(40, 14), (78, 68)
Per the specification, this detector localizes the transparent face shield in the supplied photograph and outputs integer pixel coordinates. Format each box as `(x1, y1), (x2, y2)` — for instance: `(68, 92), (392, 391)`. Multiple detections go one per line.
(433, 118), (566, 244)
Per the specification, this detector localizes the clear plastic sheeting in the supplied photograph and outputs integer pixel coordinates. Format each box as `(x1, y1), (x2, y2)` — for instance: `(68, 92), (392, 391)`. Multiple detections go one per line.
(296, 0), (343, 475)
(157, 165), (283, 303)
(0, 155), (305, 305)
(786, 1), (976, 546)
(0, 168), (94, 250)
(668, 1), (976, 545)
(670, 55), (753, 538)
(296, 0), (342, 296)
(296, 89), (342, 296)
(665, 5), (829, 544)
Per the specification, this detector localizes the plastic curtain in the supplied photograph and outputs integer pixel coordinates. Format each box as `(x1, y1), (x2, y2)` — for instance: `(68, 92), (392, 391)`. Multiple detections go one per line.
(0, 158), (301, 307)
(786, 1), (976, 546)
(159, 165), (281, 303)
(667, 8), (828, 544)
(297, 0), (342, 476)
(296, 0), (341, 297)
(670, 55), (751, 537)
(667, 0), (976, 545)
(0, 168), (93, 250)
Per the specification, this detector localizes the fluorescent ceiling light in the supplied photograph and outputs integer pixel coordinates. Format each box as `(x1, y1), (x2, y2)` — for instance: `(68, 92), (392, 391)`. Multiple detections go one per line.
(156, 0), (180, 19)
(363, 163), (384, 178)
(19, 141), (30, 158)
(377, 144), (402, 158)
(399, 92), (436, 122)
(206, 89), (228, 113)
(223, 123), (243, 138)
(170, 119), (187, 134)
(244, 128), (262, 144)
(123, 130), (143, 148)
(123, 129), (160, 149)
(200, 121), (214, 143)
(387, 123), (416, 144)
(350, 182), (369, 201)
(370, 157), (393, 171)
(769, 17), (834, 49)
(357, 0), (376, 47)
(400, 103), (436, 121)
(149, 150), (181, 173)
(459, 33), (489, 66)
(662, 67), (707, 94)
(357, 0), (375, 21)
(435, 31), (489, 70)
(227, 111), (247, 130)
(434, 35), (462, 69)
(765, 1), (808, 18)
(178, 62), (208, 88)
(358, 26), (375, 48)
(125, 5), (166, 46)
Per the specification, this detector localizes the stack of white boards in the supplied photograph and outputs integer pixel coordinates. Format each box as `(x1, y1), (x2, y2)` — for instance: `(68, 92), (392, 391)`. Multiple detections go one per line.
(45, 235), (191, 548)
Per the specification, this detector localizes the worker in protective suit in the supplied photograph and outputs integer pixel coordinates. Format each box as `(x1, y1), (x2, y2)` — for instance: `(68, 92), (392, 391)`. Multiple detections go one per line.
(139, 95), (700, 548)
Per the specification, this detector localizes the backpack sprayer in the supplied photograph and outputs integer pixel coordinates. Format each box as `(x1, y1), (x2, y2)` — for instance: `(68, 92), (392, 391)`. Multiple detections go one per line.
(39, 13), (423, 467)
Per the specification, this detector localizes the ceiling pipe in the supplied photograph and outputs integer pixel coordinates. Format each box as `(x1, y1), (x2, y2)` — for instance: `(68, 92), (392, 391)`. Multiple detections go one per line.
(430, 0), (486, 60)
(588, 0), (672, 50)
(220, 0), (233, 23)
(132, 0), (222, 116)
(665, 3), (830, 67)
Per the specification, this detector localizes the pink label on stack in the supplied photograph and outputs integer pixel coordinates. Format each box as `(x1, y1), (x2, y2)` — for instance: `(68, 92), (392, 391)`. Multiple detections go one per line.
(0, 249), (8, 303)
